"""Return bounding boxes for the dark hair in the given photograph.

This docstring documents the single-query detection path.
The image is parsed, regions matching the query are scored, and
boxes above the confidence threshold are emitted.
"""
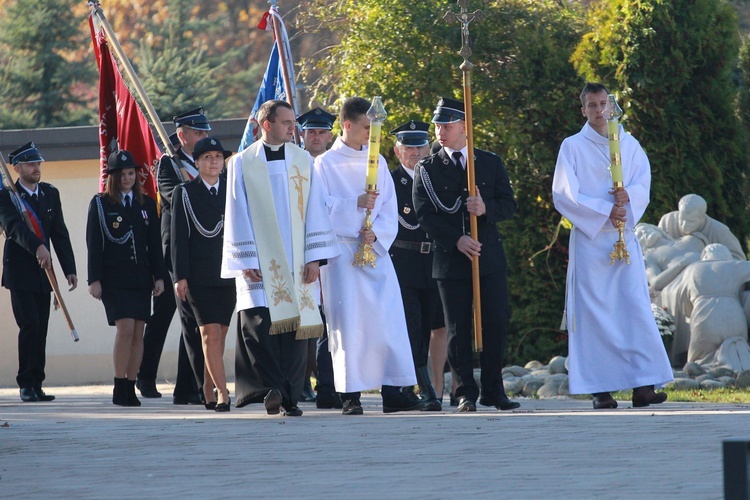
[579,82,610,107]
[103,168,143,206]
[340,97,371,124]
[257,100,293,127]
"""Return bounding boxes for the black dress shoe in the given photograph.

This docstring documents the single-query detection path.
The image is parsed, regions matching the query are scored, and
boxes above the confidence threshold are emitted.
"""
[449,392,458,407]
[20,387,39,402]
[283,404,303,417]
[593,392,618,409]
[383,391,424,413]
[456,396,476,412]
[264,389,283,415]
[420,399,442,412]
[136,379,162,398]
[316,392,343,409]
[34,388,55,402]
[204,401,217,410]
[631,386,667,408]
[215,400,231,413]
[480,395,520,411]
[342,398,363,415]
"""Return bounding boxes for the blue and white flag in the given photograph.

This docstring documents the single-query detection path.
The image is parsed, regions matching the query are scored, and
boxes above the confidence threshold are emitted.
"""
[238,6,298,151]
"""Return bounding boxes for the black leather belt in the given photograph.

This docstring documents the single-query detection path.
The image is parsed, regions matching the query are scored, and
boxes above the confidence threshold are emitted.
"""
[392,240,433,254]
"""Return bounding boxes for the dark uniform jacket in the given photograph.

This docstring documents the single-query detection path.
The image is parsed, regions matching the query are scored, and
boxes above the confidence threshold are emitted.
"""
[0,181,76,293]
[413,147,516,280]
[86,193,165,289]
[171,179,232,288]
[157,148,196,272]
[389,165,436,290]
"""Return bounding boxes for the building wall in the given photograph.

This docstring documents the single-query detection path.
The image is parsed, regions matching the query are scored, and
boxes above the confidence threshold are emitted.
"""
[0,121,246,388]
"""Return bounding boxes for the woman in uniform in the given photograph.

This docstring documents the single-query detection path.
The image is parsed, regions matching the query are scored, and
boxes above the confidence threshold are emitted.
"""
[86,150,165,406]
[171,137,235,412]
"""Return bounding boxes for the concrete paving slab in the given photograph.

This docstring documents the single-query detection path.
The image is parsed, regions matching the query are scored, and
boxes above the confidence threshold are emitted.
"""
[0,385,748,499]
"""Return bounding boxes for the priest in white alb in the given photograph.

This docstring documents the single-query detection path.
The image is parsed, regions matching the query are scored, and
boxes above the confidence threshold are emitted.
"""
[552,83,673,410]
[314,97,419,415]
[221,100,340,417]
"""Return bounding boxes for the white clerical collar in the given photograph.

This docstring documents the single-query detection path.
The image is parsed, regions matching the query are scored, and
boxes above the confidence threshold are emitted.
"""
[402,165,416,179]
[201,178,220,191]
[262,141,284,152]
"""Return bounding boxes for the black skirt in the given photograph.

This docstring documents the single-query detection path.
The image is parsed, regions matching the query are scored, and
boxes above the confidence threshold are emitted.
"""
[101,286,151,326]
[186,284,236,326]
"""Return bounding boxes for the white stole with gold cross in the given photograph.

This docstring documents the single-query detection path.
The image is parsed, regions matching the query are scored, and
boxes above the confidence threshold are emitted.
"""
[240,141,323,339]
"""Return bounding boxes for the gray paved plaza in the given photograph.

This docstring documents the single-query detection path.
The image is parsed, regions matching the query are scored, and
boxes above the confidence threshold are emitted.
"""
[1,384,748,499]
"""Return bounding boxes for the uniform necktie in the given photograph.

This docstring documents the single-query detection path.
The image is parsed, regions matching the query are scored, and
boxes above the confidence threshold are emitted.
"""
[452,151,463,169]
[209,186,217,196]
[124,196,131,208]
[30,193,38,204]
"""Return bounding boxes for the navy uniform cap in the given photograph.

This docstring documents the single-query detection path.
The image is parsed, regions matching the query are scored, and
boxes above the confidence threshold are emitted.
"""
[431,97,465,124]
[107,150,138,173]
[298,107,336,130]
[193,137,233,160]
[389,120,430,147]
[173,106,211,131]
[8,141,44,165]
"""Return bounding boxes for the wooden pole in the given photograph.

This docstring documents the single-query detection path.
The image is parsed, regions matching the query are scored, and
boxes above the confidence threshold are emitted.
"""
[444,0,486,352]
[0,154,79,342]
[462,63,482,352]
[268,6,301,145]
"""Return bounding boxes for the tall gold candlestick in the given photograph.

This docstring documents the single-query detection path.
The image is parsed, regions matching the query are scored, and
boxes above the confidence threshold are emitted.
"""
[606,93,630,265]
[354,96,387,268]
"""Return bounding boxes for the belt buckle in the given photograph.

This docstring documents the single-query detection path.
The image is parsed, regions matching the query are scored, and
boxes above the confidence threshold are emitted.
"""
[420,242,432,254]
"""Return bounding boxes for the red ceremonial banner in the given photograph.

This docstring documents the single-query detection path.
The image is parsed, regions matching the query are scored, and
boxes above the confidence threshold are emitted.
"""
[89,16,160,201]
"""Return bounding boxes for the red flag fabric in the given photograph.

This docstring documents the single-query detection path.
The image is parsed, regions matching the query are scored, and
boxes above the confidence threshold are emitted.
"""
[89,15,161,200]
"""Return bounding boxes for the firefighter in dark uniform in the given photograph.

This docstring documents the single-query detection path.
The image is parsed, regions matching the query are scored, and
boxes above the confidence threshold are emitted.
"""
[0,142,77,403]
[139,107,209,404]
[171,137,236,412]
[86,150,166,406]
[388,120,444,411]
[413,97,520,412]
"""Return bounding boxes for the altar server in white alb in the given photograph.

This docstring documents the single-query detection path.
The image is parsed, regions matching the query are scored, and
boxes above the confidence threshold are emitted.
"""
[552,82,673,409]
[221,100,340,417]
[314,96,420,415]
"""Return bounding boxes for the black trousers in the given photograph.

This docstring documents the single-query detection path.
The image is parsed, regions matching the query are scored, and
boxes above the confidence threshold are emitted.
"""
[11,289,51,389]
[437,271,509,402]
[174,290,204,396]
[399,285,439,369]
[235,307,307,408]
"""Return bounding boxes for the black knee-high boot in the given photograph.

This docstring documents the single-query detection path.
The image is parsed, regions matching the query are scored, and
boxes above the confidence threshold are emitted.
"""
[416,366,442,411]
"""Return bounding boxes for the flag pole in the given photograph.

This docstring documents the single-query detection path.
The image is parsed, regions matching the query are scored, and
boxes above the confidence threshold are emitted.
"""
[444,0,485,352]
[89,2,176,157]
[268,2,300,144]
[0,154,79,342]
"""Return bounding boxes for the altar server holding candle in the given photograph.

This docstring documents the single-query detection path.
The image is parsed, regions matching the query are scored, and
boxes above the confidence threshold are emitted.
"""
[552,83,673,409]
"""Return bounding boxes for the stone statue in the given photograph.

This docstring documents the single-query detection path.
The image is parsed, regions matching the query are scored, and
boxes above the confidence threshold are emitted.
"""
[669,244,750,371]
[635,223,703,293]
[658,194,746,261]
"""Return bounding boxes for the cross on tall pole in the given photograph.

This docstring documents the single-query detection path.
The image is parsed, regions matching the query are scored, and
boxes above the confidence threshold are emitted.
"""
[443,0,485,352]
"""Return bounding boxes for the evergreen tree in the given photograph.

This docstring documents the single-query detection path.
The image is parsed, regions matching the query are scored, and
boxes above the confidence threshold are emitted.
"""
[0,0,95,128]
[572,0,749,247]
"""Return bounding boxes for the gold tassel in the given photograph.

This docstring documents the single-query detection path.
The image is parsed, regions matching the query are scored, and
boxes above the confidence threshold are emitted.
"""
[269,317,300,336]
[295,324,324,340]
